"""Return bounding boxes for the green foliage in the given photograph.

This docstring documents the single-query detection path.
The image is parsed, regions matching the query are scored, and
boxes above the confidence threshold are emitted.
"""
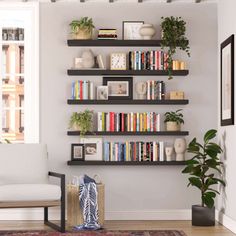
[70,17,95,34]
[182,129,225,208]
[0,139,11,144]
[164,109,184,125]
[161,16,190,80]
[69,110,93,136]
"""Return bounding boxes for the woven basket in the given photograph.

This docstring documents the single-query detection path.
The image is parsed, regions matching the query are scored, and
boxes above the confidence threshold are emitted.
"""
[67,183,105,226]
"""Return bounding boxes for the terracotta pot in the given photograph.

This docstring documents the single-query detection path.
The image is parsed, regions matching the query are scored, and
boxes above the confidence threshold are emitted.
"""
[72,29,92,40]
[72,124,81,131]
[166,121,181,131]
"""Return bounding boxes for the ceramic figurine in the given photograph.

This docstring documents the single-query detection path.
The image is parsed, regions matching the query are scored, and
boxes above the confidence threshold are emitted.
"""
[165,147,174,161]
[174,138,187,161]
[82,49,95,68]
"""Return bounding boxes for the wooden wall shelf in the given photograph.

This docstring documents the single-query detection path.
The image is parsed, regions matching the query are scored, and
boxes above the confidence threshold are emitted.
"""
[67,131,189,136]
[67,160,186,166]
[67,99,189,105]
[67,69,189,76]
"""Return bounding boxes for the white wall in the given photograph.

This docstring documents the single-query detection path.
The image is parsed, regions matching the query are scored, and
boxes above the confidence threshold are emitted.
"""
[217,0,236,232]
[39,2,218,220]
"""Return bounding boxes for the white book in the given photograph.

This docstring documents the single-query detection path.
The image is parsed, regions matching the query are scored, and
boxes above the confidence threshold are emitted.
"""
[159,141,164,161]
[116,113,119,132]
[106,113,110,132]
[147,81,150,100]
[131,113,133,132]
[156,114,160,132]
[152,80,155,100]
[89,82,94,100]
[97,112,102,131]
[153,141,157,161]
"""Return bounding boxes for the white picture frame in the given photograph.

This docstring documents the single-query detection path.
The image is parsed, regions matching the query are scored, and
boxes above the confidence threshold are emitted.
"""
[97,86,108,100]
[80,138,103,161]
[122,21,144,40]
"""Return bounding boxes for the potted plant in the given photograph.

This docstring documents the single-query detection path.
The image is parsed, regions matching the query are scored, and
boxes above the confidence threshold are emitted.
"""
[182,129,225,226]
[161,16,190,79]
[69,110,93,136]
[70,17,95,40]
[164,109,184,131]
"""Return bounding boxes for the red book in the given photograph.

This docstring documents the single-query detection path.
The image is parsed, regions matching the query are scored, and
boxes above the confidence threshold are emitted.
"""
[121,113,125,132]
[109,112,113,132]
[134,143,137,161]
[133,113,136,132]
[80,81,83,100]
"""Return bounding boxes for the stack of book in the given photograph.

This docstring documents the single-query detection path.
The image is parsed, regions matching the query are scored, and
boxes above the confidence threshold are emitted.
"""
[146,80,165,100]
[71,80,94,100]
[128,50,169,70]
[98,29,117,40]
[103,141,164,162]
[97,112,161,132]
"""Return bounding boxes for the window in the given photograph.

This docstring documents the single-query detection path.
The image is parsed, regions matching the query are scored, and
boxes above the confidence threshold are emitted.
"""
[0,3,39,143]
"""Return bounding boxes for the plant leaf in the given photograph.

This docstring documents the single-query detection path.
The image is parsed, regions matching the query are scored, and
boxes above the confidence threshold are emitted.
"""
[204,129,217,143]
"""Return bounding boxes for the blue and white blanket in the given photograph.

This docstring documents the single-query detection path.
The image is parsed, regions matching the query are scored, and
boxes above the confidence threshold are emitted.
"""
[74,175,101,231]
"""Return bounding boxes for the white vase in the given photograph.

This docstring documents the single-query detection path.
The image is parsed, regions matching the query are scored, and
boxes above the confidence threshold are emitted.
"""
[165,147,174,161]
[174,138,187,161]
[139,24,156,40]
[82,49,95,68]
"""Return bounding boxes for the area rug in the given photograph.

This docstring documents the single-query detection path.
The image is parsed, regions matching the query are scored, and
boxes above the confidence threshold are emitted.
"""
[0,230,187,236]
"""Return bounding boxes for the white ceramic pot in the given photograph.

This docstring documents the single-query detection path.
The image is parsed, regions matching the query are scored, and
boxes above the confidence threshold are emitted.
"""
[166,121,180,131]
[165,147,174,161]
[139,24,156,40]
[82,49,95,68]
[174,138,187,161]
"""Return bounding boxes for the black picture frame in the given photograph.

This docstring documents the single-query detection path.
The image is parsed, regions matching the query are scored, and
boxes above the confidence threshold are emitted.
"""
[221,35,234,126]
[71,144,85,161]
[122,21,144,40]
[103,76,133,100]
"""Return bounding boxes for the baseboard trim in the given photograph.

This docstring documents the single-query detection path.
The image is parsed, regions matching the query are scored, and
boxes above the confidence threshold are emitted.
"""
[215,210,236,234]
[0,209,191,221]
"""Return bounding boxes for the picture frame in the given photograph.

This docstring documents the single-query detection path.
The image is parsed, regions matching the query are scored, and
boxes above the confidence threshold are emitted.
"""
[103,77,133,100]
[71,144,85,161]
[221,34,234,126]
[80,138,103,161]
[122,21,144,40]
[97,86,108,100]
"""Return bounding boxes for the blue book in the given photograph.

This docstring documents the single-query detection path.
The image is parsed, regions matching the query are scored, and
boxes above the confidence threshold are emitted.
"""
[71,82,75,99]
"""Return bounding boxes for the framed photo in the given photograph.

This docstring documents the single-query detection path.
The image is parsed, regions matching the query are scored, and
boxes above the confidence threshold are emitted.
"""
[221,35,234,126]
[71,144,85,161]
[97,86,108,100]
[80,138,103,161]
[122,21,144,40]
[103,77,133,100]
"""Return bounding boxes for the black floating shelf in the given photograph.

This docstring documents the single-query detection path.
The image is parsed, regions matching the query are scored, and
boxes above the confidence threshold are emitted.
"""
[67,131,189,136]
[67,69,189,76]
[67,160,186,166]
[67,39,164,47]
[67,99,189,105]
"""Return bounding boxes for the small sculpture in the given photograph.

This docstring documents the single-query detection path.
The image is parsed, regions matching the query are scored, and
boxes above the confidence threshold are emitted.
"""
[135,82,147,99]
[82,49,95,68]
[165,147,174,161]
[174,138,187,161]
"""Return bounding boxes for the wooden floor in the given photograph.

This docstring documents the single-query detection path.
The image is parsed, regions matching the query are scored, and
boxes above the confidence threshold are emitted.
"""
[0,221,235,236]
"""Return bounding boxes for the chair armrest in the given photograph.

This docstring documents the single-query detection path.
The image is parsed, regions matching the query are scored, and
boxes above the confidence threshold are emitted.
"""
[48,172,65,203]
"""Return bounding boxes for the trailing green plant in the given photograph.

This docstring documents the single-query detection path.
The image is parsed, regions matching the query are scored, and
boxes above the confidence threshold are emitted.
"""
[182,129,225,208]
[69,110,93,136]
[161,16,190,80]
[70,17,95,34]
[164,109,184,124]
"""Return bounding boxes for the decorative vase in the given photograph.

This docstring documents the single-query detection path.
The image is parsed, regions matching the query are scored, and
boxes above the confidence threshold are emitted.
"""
[165,147,174,161]
[72,28,92,40]
[166,121,180,131]
[192,205,215,226]
[139,24,156,40]
[82,49,95,69]
[135,82,147,99]
[73,124,81,131]
[174,138,187,161]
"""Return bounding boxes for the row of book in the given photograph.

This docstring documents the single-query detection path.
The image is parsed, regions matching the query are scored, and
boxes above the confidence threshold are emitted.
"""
[128,50,169,71]
[103,141,164,162]
[146,80,165,100]
[98,29,117,40]
[71,80,94,100]
[97,112,161,132]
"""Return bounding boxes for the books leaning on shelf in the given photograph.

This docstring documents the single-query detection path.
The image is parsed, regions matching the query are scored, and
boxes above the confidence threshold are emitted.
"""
[129,50,169,71]
[97,112,160,132]
[103,141,164,162]
[98,29,117,40]
[146,80,165,100]
[71,80,94,100]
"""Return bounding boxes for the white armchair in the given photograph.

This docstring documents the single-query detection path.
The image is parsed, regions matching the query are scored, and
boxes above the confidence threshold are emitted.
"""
[0,144,65,232]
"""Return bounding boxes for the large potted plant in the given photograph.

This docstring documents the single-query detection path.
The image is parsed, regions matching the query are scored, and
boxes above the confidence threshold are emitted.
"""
[70,17,95,40]
[69,110,93,136]
[182,129,225,226]
[161,16,190,79]
[164,109,184,131]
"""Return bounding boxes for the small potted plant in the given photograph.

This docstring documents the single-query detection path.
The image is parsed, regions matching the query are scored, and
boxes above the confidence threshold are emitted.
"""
[70,17,95,40]
[161,16,190,79]
[164,109,184,131]
[69,110,93,136]
[182,129,225,226]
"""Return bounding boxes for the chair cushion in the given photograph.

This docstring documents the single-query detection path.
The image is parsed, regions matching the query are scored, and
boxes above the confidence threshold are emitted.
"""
[0,184,61,202]
[0,144,49,185]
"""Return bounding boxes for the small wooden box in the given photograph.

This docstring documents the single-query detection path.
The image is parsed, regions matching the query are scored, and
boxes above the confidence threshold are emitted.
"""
[170,91,185,100]
[67,184,105,227]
